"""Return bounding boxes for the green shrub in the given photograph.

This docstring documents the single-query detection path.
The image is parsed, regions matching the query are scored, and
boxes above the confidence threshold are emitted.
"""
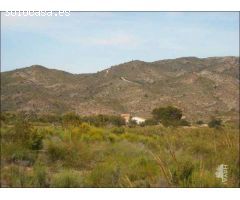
[127,156,159,184]
[189,140,214,157]
[2,142,37,165]
[128,119,137,128]
[143,118,159,126]
[81,114,125,127]
[11,118,32,145]
[107,133,119,143]
[112,127,125,134]
[29,130,44,150]
[70,124,91,142]
[178,119,191,126]
[79,122,91,132]
[196,120,204,125]
[46,140,67,162]
[208,118,222,128]
[38,114,61,123]
[171,160,195,187]
[0,112,17,124]
[33,163,49,187]
[1,165,33,187]
[85,162,121,187]
[51,170,84,187]
[61,112,81,127]
[88,128,104,141]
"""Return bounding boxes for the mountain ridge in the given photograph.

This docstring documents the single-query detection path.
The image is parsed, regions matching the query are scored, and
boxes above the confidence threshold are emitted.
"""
[1,56,239,122]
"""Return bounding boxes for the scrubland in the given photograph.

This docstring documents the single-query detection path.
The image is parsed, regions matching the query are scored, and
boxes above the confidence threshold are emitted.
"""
[1,117,239,187]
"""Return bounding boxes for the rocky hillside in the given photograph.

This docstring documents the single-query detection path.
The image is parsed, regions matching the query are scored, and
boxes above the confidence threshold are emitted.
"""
[1,56,239,121]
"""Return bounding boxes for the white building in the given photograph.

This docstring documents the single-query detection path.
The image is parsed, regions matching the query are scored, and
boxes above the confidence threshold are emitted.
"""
[131,117,146,125]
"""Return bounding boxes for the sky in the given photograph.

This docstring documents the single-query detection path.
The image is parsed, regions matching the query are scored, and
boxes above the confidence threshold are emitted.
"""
[1,12,239,73]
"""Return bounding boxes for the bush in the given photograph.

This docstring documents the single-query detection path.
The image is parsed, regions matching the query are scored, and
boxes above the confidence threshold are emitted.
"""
[79,122,91,132]
[109,115,126,127]
[29,130,44,150]
[127,156,159,184]
[82,114,125,127]
[33,163,49,187]
[171,160,195,187]
[8,144,36,165]
[12,118,32,145]
[1,165,33,187]
[112,127,125,134]
[46,140,67,162]
[107,133,120,143]
[196,120,204,125]
[128,119,137,128]
[70,123,91,142]
[0,112,17,124]
[208,118,222,128]
[85,162,121,187]
[143,118,159,126]
[38,114,61,124]
[51,170,84,187]
[178,119,191,126]
[61,112,81,127]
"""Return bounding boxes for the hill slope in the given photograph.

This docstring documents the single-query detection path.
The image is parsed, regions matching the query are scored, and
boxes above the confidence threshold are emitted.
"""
[1,56,239,121]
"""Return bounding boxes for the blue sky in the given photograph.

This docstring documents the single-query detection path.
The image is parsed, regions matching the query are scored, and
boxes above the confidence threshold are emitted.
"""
[1,12,239,73]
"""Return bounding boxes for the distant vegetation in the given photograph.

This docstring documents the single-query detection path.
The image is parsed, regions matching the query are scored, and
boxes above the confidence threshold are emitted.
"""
[1,112,126,128]
[208,117,223,129]
[1,106,239,187]
[151,106,190,127]
[0,106,192,128]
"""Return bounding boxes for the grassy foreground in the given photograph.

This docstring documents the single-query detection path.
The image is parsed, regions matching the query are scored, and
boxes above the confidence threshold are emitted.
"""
[1,121,239,187]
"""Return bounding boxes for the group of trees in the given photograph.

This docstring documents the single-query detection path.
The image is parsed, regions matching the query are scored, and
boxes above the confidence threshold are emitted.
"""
[1,112,126,127]
[81,114,126,127]
[144,106,222,128]
[41,113,126,127]
[1,106,223,128]
[143,106,190,127]
[151,106,188,127]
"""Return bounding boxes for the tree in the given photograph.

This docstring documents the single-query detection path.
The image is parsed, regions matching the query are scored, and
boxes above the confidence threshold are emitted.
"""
[152,106,183,127]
